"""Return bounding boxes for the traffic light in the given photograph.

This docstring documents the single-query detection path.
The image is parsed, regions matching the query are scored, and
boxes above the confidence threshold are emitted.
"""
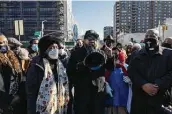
[162,25,168,30]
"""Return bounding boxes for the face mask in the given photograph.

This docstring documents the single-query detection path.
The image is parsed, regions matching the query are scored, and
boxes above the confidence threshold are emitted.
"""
[48,49,59,60]
[0,45,8,53]
[90,65,102,70]
[31,44,38,52]
[105,40,112,47]
[145,38,158,51]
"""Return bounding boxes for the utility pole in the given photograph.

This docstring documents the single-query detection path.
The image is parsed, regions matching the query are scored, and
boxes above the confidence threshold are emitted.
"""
[162,24,167,42]
[41,20,47,37]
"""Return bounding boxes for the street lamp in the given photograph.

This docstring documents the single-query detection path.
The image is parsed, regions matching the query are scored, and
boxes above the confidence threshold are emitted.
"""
[41,20,47,37]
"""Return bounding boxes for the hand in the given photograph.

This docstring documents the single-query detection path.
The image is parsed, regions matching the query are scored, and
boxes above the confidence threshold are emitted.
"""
[104,44,113,58]
[142,83,159,96]
[123,76,132,84]
[105,82,113,97]
[97,77,106,92]
[92,77,106,92]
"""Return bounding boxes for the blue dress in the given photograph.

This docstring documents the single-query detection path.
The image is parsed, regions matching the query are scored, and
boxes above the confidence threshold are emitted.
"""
[106,64,129,107]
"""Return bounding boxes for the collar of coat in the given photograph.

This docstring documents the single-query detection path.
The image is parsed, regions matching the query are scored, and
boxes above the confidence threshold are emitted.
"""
[141,46,163,56]
[0,50,22,74]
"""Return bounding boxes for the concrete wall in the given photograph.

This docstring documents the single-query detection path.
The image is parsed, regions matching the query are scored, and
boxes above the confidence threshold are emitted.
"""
[118,33,145,45]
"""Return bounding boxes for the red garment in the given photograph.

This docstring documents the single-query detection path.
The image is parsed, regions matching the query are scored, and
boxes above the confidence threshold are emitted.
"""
[116,50,128,76]
[105,70,111,81]
[121,65,128,76]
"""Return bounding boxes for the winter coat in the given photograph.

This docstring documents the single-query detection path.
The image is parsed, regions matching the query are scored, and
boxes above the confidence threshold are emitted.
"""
[67,46,114,114]
[26,56,69,114]
[59,52,69,69]
[126,49,140,64]
[0,50,22,114]
[128,47,172,114]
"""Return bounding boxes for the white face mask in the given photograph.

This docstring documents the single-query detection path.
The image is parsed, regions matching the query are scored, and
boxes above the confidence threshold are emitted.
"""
[48,49,59,59]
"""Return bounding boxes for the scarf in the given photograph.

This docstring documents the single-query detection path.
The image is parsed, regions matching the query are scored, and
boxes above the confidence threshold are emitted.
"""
[36,58,69,114]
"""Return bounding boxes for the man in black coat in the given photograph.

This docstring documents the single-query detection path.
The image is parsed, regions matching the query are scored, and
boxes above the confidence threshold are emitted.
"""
[128,29,172,114]
[67,30,114,114]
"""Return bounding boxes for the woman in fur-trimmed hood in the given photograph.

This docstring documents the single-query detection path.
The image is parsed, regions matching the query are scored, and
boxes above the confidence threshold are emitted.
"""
[0,33,22,114]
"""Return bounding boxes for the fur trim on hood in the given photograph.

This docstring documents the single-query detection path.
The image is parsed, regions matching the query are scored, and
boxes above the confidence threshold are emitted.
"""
[0,50,22,74]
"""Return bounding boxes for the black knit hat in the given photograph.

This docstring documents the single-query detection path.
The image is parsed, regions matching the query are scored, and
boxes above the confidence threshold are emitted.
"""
[38,34,63,56]
[84,30,99,40]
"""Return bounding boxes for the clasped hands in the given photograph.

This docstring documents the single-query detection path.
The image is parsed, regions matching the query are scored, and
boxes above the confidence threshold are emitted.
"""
[142,83,159,96]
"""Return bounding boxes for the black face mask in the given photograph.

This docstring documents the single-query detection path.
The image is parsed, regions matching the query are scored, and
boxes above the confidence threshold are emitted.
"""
[144,38,158,51]
[162,43,172,49]
[105,40,112,47]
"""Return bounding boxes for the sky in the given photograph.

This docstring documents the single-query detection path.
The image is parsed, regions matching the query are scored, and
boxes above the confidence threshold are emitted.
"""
[72,1,115,39]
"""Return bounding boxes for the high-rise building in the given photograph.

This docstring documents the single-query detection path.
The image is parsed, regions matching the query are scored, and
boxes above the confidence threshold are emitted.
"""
[113,1,172,37]
[0,1,73,41]
[104,26,113,39]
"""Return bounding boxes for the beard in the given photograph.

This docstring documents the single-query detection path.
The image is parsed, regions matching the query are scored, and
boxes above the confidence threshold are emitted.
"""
[85,44,97,54]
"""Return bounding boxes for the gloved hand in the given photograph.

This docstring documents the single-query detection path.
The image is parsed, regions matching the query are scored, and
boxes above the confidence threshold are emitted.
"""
[123,76,132,84]
[105,82,113,97]
[92,77,106,92]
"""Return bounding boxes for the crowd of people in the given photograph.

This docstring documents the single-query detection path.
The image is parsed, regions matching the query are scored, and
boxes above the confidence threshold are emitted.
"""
[0,29,172,114]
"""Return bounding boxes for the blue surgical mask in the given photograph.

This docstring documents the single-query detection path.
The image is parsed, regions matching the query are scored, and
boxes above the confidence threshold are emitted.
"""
[90,65,102,70]
[31,44,38,52]
[0,45,8,53]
